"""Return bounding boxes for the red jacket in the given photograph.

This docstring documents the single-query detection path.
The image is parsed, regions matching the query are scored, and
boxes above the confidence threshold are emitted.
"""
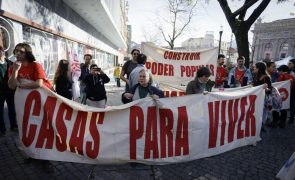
[278,73,295,89]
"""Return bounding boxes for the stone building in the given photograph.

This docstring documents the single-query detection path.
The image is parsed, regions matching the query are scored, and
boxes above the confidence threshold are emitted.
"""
[252,18,295,62]
[0,0,128,79]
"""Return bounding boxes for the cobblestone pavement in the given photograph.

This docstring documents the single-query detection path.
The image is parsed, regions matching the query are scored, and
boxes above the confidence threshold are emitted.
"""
[0,86,294,179]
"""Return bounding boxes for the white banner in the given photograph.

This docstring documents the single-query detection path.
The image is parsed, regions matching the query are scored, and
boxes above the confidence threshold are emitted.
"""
[15,86,265,165]
[213,81,291,110]
[142,42,218,96]
[273,80,291,110]
[160,80,291,110]
[276,152,295,180]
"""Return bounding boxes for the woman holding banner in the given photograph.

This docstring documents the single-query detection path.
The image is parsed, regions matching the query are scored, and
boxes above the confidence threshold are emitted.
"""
[186,67,215,94]
[8,43,52,90]
[253,62,281,130]
[122,69,163,103]
[7,43,54,173]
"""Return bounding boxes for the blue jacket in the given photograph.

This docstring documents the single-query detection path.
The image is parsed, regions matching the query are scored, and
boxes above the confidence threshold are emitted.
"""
[227,66,253,88]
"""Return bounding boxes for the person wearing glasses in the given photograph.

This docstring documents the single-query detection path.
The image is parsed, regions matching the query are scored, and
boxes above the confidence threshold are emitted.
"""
[0,46,17,137]
[120,49,140,91]
[186,67,215,94]
[7,43,54,173]
[8,43,52,90]
[83,64,110,108]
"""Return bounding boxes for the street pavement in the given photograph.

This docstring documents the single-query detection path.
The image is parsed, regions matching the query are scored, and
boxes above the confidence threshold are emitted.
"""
[0,84,295,180]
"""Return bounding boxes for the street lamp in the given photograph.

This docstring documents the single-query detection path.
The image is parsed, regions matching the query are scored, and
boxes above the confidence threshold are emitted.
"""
[218,25,223,55]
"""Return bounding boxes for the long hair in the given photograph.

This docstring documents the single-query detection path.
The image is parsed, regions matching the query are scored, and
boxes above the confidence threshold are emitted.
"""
[13,43,36,62]
[54,59,69,84]
[254,62,269,81]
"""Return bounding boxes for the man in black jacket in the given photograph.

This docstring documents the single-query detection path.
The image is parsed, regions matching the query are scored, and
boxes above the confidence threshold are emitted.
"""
[84,64,110,108]
[0,47,17,136]
[79,54,92,104]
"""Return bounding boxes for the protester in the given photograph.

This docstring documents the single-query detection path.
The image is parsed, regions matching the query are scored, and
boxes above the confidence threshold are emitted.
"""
[266,61,279,83]
[8,43,52,90]
[226,61,234,73]
[0,46,17,137]
[113,64,121,87]
[266,61,284,127]
[128,53,149,91]
[227,56,252,88]
[122,69,163,103]
[7,43,54,173]
[277,65,295,124]
[53,59,72,100]
[79,54,92,104]
[215,54,228,88]
[84,64,110,108]
[120,49,139,91]
[252,62,281,130]
[186,67,215,94]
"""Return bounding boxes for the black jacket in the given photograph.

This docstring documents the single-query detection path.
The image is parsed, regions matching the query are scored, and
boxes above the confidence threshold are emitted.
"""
[83,73,110,101]
[55,75,72,100]
[0,58,14,95]
[79,63,90,81]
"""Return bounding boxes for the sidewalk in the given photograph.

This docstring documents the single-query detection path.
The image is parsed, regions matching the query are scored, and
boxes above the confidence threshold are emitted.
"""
[1,88,295,179]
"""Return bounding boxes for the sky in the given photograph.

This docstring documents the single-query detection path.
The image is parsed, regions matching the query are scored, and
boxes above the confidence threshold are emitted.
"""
[128,0,295,46]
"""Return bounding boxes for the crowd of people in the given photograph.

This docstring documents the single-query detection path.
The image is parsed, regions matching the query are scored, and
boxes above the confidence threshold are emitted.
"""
[0,43,294,136]
[213,54,295,130]
[0,43,294,173]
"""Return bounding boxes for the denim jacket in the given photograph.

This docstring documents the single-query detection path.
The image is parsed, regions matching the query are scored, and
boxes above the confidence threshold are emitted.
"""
[227,66,253,88]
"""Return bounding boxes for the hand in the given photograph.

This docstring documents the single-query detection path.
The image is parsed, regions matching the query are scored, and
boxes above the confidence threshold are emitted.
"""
[18,83,24,89]
[203,91,209,95]
[124,93,133,99]
[262,83,267,89]
[151,94,159,100]
[13,61,22,71]
[222,77,227,81]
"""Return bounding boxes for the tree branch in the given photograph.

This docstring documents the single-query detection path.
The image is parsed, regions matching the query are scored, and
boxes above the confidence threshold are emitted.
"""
[217,0,235,29]
[246,0,271,29]
[174,0,198,40]
[238,0,251,20]
[160,27,170,45]
[233,0,259,17]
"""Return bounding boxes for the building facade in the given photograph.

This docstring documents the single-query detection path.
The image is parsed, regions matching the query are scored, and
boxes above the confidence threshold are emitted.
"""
[252,18,295,62]
[181,32,228,52]
[181,31,233,61]
[0,0,128,79]
[181,31,215,50]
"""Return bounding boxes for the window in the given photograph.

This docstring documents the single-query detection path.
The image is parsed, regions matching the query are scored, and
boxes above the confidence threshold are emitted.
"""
[280,43,289,51]
[264,43,273,52]
[280,53,286,59]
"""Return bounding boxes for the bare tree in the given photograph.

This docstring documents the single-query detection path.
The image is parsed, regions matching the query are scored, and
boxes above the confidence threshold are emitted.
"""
[158,0,199,50]
[217,0,287,67]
